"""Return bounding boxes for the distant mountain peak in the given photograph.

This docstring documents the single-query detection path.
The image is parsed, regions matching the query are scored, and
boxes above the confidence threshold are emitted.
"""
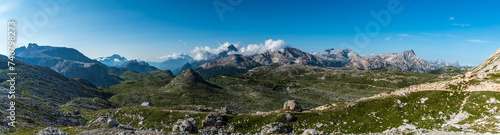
[323,48,335,53]
[28,43,39,48]
[228,44,238,52]
[123,60,159,73]
[179,69,204,82]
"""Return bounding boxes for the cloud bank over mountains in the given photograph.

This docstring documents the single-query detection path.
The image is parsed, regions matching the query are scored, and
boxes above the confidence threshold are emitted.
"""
[160,53,192,60]
[165,39,288,61]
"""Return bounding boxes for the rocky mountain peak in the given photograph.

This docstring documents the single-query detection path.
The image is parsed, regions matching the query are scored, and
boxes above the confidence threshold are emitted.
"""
[228,44,238,52]
[163,68,221,93]
[123,60,159,73]
[399,49,416,58]
[28,43,39,48]
[178,69,205,83]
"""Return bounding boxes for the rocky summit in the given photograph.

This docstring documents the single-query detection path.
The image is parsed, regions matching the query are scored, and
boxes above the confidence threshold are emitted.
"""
[195,54,262,77]
[161,69,221,95]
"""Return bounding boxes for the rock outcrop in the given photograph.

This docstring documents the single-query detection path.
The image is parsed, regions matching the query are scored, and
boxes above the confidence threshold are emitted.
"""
[172,118,198,134]
[283,100,303,111]
[195,54,262,77]
[87,116,120,127]
[260,122,293,133]
[202,113,225,127]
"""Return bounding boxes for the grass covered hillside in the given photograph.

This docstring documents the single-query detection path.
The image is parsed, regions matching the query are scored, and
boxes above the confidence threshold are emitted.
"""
[103,64,455,113]
[39,90,500,134]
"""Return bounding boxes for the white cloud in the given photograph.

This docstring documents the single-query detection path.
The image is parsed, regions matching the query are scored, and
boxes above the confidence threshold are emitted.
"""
[397,34,414,37]
[239,39,287,56]
[465,39,490,43]
[452,23,470,27]
[449,17,454,20]
[160,52,192,60]
[397,34,428,40]
[385,37,391,40]
[421,33,456,37]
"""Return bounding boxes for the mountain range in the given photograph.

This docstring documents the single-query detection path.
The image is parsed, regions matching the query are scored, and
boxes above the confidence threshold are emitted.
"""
[5,42,500,134]
[13,43,461,86]
[14,43,119,86]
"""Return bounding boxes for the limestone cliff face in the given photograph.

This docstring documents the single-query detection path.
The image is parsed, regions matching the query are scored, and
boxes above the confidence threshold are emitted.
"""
[346,50,436,72]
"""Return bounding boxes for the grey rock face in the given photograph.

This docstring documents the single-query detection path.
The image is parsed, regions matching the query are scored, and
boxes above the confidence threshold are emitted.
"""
[123,60,159,73]
[428,59,460,67]
[195,54,262,78]
[172,118,198,134]
[52,60,119,86]
[283,100,302,111]
[315,48,362,67]
[253,47,325,66]
[37,127,69,135]
[260,122,293,133]
[285,113,297,122]
[302,129,324,135]
[346,50,436,72]
[96,54,128,67]
[202,113,225,127]
[219,107,235,115]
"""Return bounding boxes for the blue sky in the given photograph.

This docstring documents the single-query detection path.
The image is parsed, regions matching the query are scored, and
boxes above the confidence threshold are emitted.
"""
[0,0,499,66]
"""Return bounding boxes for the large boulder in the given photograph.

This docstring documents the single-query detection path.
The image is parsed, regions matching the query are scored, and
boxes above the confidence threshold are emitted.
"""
[219,106,235,115]
[87,116,119,127]
[260,122,293,133]
[283,100,302,111]
[37,127,69,135]
[285,113,297,122]
[202,113,225,127]
[141,102,151,106]
[172,118,198,134]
